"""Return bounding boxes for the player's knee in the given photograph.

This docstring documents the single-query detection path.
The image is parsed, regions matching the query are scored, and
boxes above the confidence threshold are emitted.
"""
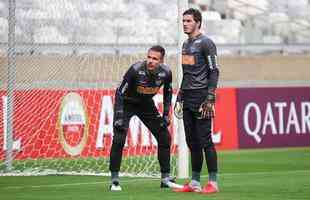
[158,135,171,149]
[157,129,171,147]
[113,124,125,132]
[188,142,202,152]
[203,138,214,149]
[112,133,126,148]
[158,140,170,149]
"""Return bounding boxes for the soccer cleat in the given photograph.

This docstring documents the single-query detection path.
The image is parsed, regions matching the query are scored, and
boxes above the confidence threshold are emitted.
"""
[161,181,183,189]
[110,181,122,191]
[160,177,175,188]
[160,177,181,189]
[201,181,219,194]
[173,183,202,193]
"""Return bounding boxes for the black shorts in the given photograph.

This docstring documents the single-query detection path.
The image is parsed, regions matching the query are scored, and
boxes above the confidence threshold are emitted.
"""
[182,88,213,150]
[182,88,208,111]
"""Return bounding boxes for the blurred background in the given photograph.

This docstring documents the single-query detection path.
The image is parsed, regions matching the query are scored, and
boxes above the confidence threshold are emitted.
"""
[1,0,310,89]
[1,0,310,46]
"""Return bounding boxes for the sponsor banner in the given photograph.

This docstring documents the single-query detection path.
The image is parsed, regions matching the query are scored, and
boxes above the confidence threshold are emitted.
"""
[237,87,310,148]
[0,88,238,160]
[213,88,239,150]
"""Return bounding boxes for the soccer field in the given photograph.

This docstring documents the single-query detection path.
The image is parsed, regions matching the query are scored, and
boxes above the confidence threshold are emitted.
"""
[1,147,309,200]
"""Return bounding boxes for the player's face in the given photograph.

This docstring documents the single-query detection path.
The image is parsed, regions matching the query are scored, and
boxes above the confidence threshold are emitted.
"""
[183,14,200,35]
[146,50,163,72]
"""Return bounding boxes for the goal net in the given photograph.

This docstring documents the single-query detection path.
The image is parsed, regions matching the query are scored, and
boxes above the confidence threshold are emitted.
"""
[0,0,187,177]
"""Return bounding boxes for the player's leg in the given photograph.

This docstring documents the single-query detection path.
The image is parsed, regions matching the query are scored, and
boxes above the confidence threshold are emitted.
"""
[136,101,174,187]
[174,108,204,192]
[183,108,203,191]
[109,107,133,191]
[196,117,219,194]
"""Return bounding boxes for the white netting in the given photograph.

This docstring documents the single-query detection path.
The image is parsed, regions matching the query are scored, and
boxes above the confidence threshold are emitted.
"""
[0,0,181,177]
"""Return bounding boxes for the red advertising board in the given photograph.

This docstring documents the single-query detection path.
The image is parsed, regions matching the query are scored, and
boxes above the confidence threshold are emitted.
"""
[214,88,239,150]
[0,88,239,160]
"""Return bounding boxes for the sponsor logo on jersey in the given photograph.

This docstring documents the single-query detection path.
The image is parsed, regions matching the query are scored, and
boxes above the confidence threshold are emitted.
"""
[158,72,166,77]
[182,54,195,65]
[137,86,160,94]
[193,39,202,44]
[138,71,146,75]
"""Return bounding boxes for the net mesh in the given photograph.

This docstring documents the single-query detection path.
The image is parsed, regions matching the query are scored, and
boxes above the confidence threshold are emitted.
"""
[0,0,180,177]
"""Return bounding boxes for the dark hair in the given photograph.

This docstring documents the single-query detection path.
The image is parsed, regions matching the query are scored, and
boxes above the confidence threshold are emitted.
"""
[183,8,202,29]
[149,45,165,58]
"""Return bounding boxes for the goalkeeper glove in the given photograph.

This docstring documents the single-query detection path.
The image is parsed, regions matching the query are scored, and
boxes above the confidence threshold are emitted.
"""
[174,101,183,119]
[199,91,215,119]
[174,90,183,119]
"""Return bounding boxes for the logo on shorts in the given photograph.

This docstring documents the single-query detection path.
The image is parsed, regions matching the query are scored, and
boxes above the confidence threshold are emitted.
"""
[58,92,89,156]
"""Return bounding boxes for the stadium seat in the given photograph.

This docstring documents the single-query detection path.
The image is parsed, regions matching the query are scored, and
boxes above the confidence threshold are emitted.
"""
[204,19,241,43]
[227,0,269,20]
[263,35,283,44]
[0,1,6,17]
[34,26,69,43]
[202,11,222,21]
[211,0,229,16]
[268,12,290,39]
[287,0,308,8]
[241,21,263,43]
[0,17,7,42]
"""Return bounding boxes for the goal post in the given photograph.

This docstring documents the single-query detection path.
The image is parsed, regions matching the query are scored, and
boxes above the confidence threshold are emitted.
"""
[176,0,189,179]
[5,0,16,172]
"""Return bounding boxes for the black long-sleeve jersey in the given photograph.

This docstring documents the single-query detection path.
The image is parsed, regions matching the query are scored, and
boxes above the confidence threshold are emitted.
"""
[114,61,172,117]
[181,33,219,91]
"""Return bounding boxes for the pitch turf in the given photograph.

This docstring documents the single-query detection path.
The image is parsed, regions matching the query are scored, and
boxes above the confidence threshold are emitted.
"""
[1,147,309,200]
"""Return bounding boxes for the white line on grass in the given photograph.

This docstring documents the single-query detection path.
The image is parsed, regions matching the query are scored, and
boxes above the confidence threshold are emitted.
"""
[2,178,155,190]
[2,170,309,190]
[211,169,310,177]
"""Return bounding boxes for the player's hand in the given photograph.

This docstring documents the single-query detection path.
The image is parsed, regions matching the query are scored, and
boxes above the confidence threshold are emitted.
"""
[174,101,183,119]
[113,119,124,129]
[199,101,215,119]
[176,90,183,102]
[113,111,124,130]
[161,115,170,128]
[199,91,216,119]
[174,90,183,119]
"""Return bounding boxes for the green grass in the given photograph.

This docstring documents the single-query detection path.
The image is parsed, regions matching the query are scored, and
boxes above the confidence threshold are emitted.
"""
[1,147,309,200]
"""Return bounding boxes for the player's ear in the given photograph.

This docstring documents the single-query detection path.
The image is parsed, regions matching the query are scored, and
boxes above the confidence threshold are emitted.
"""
[160,54,164,63]
[197,21,201,29]
[160,57,164,63]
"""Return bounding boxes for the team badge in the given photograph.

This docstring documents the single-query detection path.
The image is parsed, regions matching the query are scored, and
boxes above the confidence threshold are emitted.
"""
[155,80,162,86]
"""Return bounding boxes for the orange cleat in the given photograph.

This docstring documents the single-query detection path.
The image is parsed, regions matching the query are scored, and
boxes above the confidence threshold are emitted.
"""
[201,181,219,194]
[173,183,202,193]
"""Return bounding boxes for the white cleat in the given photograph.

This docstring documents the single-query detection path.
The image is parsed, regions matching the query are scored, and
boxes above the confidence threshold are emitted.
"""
[161,177,184,189]
[110,181,122,191]
[165,181,184,189]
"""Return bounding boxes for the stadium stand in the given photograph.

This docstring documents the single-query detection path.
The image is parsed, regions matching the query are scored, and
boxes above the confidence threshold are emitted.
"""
[0,0,310,45]
[0,17,7,42]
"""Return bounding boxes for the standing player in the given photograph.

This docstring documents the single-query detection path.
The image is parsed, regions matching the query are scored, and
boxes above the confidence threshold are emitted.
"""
[109,45,178,191]
[174,8,220,194]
